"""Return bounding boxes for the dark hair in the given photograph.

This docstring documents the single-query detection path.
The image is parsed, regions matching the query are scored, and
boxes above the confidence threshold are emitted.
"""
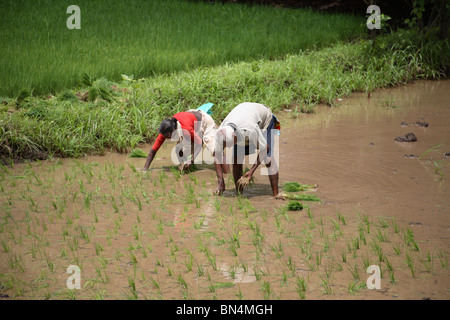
[159,117,178,136]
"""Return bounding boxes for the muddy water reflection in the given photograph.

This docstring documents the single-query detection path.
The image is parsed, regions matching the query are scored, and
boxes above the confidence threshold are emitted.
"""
[280,80,449,223]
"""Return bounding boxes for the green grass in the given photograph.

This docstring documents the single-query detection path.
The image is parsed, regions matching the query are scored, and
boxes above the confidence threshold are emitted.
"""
[0,0,364,97]
[1,26,448,161]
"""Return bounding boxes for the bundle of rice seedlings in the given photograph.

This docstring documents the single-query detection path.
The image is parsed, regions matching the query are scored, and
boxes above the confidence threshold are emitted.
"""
[130,148,147,158]
[287,201,304,211]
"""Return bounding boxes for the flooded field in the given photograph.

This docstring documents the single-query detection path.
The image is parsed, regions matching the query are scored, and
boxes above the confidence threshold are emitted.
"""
[0,80,449,300]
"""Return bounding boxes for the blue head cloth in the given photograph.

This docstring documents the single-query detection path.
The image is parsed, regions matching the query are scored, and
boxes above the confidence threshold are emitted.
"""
[196,103,214,115]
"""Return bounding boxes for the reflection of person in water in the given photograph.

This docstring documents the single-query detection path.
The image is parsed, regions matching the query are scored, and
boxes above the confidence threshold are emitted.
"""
[213,102,282,199]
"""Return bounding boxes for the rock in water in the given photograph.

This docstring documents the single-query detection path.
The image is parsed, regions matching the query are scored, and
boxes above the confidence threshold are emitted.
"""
[395,132,417,142]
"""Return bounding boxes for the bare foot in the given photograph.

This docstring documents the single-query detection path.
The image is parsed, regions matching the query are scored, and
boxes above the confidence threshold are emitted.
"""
[213,180,225,196]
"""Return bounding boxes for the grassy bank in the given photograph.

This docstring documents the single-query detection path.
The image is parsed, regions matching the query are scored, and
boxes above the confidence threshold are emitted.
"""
[1,29,449,162]
[0,0,363,97]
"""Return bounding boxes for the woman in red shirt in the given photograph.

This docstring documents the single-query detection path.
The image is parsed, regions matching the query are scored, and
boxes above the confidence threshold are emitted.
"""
[143,110,230,180]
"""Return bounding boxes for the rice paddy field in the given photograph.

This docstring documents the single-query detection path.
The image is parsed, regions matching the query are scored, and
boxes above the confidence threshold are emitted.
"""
[0,0,364,97]
[1,0,449,303]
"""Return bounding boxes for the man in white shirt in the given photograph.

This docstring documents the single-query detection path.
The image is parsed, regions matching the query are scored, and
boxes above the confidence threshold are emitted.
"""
[214,102,282,198]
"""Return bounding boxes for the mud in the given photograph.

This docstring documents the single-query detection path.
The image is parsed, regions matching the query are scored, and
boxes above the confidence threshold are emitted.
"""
[0,80,449,300]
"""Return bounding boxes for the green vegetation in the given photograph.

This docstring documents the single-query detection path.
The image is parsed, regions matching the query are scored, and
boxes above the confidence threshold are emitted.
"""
[0,0,364,97]
[283,182,316,192]
[129,149,148,159]
[1,26,448,162]
[287,201,303,211]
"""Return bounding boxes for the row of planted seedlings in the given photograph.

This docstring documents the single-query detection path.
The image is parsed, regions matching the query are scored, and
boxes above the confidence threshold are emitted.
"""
[1,159,448,299]
[0,157,218,299]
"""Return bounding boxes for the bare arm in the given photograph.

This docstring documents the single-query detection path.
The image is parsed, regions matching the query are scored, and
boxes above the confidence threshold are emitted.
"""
[243,144,269,179]
[143,148,157,170]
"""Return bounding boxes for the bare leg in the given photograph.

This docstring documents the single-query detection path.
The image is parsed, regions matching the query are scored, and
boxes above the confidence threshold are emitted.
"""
[233,163,244,194]
[214,163,226,195]
[265,159,280,197]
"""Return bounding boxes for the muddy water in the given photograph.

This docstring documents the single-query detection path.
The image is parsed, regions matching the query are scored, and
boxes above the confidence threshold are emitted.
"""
[279,80,450,246]
[0,80,449,300]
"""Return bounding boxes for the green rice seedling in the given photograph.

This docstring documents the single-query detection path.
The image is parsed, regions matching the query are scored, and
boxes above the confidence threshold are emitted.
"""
[330,218,342,236]
[212,198,221,212]
[406,252,416,277]
[403,227,420,251]
[306,206,314,219]
[378,218,390,229]
[361,214,371,233]
[316,252,322,267]
[341,249,347,263]
[261,281,272,300]
[7,252,26,273]
[348,280,365,295]
[127,276,138,300]
[324,262,334,278]
[204,249,218,271]
[370,240,384,262]
[384,257,395,284]
[177,274,188,291]
[79,226,91,243]
[283,256,296,276]
[436,250,448,269]
[196,264,205,277]
[94,243,104,256]
[0,239,11,253]
[337,212,347,225]
[320,275,333,295]
[295,275,307,299]
[422,251,433,273]
[349,263,360,281]
[376,230,389,243]
[393,243,402,255]
[362,255,371,271]
[269,241,284,259]
[391,218,400,234]
[352,237,360,250]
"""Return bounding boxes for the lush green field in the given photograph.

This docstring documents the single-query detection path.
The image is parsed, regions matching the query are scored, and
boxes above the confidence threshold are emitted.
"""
[0,0,364,97]
[1,26,448,162]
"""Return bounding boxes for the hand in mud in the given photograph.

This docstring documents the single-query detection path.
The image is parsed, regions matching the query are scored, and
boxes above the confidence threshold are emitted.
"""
[138,168,151,173]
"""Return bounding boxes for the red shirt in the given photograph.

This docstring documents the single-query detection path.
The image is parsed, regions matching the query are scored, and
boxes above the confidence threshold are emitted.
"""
[151,112,202,152]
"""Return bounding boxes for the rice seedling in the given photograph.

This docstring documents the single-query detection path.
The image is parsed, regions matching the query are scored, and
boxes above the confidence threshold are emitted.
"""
[337,212,347,225]
[320,275,333,295]
[393,243,402,255]
[406,252,416,277]
[261,281,272,300]
[421,251,433,273]
[348,280,365,295]
[376,230,389,243]
[391,218,400,234]
[349,263,360,281]
[436,250,448,269]
[403,227,420,251]
[384,257,396,284]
